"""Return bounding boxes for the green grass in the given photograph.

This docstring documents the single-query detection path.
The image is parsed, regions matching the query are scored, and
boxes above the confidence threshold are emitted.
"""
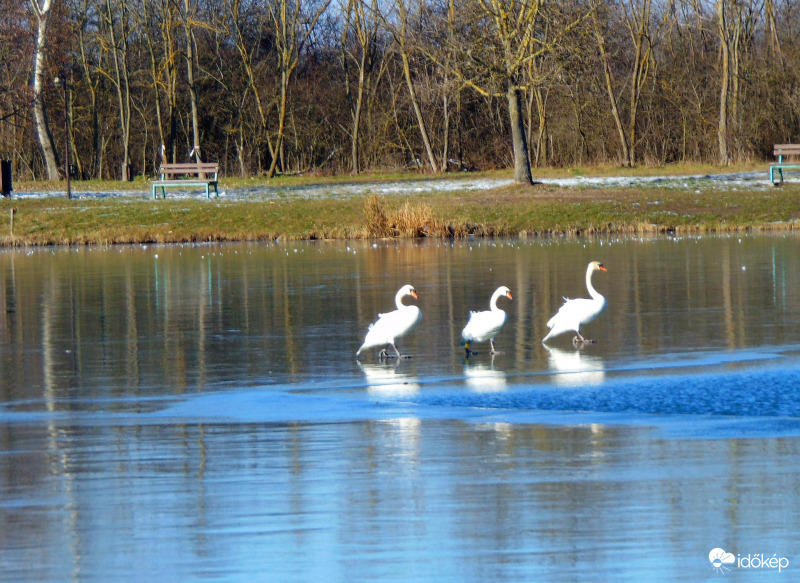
[2,163,798,246]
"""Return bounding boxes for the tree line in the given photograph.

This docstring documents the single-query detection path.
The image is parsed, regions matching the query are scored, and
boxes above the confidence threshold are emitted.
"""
[3,0,799,185]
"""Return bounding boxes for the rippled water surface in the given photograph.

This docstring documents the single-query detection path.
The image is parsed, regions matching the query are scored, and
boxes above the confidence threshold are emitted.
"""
[2,235,800,581]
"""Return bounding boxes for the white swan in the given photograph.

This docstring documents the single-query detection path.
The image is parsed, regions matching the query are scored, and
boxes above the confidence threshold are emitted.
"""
[356,284,421,359]
[461,286,513,356]
[542,261,607,345]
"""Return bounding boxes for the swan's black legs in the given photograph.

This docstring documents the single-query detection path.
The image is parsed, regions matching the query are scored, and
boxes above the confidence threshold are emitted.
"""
[572,332,597,346]
[379,343,411,359]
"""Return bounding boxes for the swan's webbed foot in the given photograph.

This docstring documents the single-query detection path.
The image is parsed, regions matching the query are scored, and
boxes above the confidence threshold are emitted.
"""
[572,334,597,347]
[464,343,477,357]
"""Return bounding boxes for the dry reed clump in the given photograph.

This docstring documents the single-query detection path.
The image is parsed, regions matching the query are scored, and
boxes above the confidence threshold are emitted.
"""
[363,194,446,238]
[364,194,390,237]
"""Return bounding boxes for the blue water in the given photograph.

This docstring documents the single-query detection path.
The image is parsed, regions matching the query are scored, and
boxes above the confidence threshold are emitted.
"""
[1,236,800,581]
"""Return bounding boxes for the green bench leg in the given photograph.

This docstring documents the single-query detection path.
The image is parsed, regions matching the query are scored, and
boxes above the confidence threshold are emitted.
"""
[770,166,785,185]
[151,183,215,198]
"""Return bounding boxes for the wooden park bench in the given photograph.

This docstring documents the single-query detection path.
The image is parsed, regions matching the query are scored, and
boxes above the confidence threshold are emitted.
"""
[152,162,219,198]
[769,144,800,185]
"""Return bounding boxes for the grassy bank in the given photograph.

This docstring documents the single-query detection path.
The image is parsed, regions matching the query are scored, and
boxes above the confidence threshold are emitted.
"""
[2,164,798,246]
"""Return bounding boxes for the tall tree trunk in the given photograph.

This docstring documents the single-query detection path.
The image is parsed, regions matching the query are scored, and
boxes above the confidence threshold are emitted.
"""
[267,0,331,178]
[401,50,438,173]
[142,0,166,173]
[230,0,276,169]
[594,16,631,167]
[350,58,365,174]
[628,38,644,166]
[507,82,532,185]
[106,0,133,179]
[764,0,782,61]
[185,0,201,161]
[386,0,439,173]
[29,0,60,180]
[441,76,450,172]
[716,0,730,165]
[532,86,548,167]
[78,0,101,177]
[268,68,289,178]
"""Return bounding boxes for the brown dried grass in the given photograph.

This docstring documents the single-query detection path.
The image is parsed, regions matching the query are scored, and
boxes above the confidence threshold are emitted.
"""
[364,194,447,238]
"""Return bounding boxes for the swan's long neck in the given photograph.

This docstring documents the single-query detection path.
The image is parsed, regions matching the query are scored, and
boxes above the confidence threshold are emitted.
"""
[490,289,504,311]
[586,266,604,301]
[395,289,410,309]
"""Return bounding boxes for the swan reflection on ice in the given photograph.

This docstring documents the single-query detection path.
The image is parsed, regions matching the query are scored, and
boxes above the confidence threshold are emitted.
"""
[463,357,507,393]
[357,361,420,397]
[545,346,606,386]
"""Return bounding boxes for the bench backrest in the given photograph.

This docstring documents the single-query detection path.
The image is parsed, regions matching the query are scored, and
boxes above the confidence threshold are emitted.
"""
[158,162,219,178]
[774,144,800,159]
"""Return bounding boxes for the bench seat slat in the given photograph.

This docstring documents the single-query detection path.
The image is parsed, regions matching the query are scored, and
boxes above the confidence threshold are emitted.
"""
[152,162,219,198]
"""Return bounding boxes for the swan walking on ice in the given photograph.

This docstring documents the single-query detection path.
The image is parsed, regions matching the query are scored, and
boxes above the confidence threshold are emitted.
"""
[542,261,607,345]
[357,284,422,359]
[461,286,513,356]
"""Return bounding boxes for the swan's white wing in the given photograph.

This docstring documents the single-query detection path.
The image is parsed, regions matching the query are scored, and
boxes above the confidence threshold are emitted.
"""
[461,309,507,343]
[543,261,607,344]
[543,298,605,342]
[357,306,421,355]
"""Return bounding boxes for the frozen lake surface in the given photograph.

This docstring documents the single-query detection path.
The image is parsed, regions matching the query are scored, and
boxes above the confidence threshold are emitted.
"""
[1,235,799,580]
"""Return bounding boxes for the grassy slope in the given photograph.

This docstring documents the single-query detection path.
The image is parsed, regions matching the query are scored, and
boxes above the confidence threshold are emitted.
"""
[2,163,798,246]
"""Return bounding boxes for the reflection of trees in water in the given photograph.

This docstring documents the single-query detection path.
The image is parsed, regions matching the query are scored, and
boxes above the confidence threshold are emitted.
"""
[6,238,800,580]
[0,237,798,404]
[3,236,800,395]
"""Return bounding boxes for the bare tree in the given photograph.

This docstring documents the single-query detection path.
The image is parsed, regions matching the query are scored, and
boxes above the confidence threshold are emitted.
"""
[593,0,673,166]
[716,0,730,164]
[5,0,800,181]
[102,0,133,178]
[266,0,331,178]
[29,0,60,180]
[340,0,381,174]
[76,0,102,178]
[382,0,439,173]
[227,0,277,172]
[183,0,202,161]
[141,0,179,168]
[764,0,781,61]
[427,0,595,184]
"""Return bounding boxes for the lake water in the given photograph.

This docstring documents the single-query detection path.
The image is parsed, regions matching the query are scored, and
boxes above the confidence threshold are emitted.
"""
[1,234,799,581]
